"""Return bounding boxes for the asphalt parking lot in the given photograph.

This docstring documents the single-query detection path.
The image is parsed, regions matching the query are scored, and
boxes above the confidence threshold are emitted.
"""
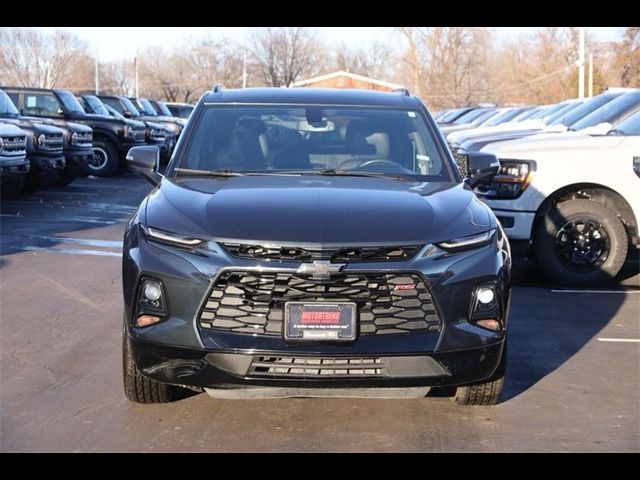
[1,174,638,452]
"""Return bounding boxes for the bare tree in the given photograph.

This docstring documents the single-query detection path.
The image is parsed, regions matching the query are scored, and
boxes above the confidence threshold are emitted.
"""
[332,40,396,79]
[99,59,135,96]
[0,28,91,88]
[248,27,323,87]
[615,27,640,87]
[396,28,494,109]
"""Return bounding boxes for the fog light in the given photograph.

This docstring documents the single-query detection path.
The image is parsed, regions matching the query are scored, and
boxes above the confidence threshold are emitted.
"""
[136,315,161,327]
[477,286,495,304]
[143,280,162,301]
[476,319,500,331]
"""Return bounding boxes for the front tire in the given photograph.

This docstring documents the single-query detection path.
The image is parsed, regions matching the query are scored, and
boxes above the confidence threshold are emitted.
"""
[123,328,174,404]
[534,199,627,287]
[89,140,119,177]
[454,340,506,406]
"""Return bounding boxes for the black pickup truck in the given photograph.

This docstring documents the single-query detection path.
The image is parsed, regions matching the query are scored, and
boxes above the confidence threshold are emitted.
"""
[1,87,146,177]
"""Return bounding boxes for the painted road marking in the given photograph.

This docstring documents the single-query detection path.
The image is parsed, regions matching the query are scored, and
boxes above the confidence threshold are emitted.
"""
[551,289,640,294]
[21,246,122,257]
[27,235,123,248]
[0,214,122,225]
[597,338,640,343]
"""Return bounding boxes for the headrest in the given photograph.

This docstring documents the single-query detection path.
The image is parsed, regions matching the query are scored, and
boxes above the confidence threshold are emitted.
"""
[365,132,390,157]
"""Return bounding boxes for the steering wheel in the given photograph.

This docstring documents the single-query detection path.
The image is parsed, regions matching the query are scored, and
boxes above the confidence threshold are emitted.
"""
[350,159,412,173]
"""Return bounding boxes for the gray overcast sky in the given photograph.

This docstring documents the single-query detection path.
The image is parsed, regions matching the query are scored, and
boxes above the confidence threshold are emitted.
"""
[36,27,626,62]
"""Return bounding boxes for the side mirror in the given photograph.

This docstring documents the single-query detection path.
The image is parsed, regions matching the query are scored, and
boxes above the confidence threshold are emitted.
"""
[57,106,64,115]
[126,146,161,186]
[123,110,132,118]
[465,151,500,188]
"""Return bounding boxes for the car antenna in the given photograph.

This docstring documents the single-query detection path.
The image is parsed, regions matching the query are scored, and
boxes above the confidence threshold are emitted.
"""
[213,84,224,93]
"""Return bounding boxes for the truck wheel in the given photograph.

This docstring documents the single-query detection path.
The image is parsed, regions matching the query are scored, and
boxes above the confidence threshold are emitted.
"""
[123,327,174,404]
[534,199,627,287]
[454,340,506,406]
[89,140,119,177]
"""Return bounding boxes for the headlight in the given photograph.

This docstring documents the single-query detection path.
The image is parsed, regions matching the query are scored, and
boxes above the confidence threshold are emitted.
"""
[37,134,46,147]
[433,229,496,253]
[71,132,78,144]
[476,159,535,199]
[634,156,640,178]
[150,128,165,138]
[0,137,3,151]
[141,225,218,254]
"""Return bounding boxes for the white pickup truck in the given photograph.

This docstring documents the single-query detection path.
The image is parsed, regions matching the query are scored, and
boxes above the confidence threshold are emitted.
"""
[478,111,640,286]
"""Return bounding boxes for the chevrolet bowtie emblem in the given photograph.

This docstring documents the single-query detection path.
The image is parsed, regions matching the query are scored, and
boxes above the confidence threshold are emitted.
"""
[297,260,346,279]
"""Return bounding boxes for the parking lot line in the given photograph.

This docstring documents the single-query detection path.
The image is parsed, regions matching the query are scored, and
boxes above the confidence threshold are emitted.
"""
[1,214,122,225]
[27,235,123,248]
[597,338,640,343]
[21,246,122,257]
[551,289,640,294]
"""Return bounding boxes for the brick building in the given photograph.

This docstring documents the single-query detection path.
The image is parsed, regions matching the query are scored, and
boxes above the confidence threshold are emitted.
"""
[292,71,404,92]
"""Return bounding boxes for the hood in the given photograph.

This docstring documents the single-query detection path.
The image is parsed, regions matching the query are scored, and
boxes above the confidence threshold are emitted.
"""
[447,122,545,147]
[70,112,126,126]
[0,117,64,135]
[26,117,92,134]
[145,176,494,246]
[482,133,627,157]
[125,118,147,129]
[0,122,25,136]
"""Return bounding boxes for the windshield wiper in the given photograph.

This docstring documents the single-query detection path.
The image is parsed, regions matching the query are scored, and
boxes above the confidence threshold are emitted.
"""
[174,168,245,177]
[607,128,624,136]
[315,168,414,181]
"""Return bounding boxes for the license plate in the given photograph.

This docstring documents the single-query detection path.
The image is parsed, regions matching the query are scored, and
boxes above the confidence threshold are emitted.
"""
[284,302,357,342]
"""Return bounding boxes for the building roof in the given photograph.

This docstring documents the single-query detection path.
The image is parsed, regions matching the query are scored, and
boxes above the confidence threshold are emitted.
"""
[201,87,419,107]
[292,71,405,91]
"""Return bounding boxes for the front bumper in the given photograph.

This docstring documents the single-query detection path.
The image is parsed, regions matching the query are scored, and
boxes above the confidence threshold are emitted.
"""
[123,219,511,390]
[27,153,65,172]
[1,157,30,177]
[64,147,94,167]
[129,336,505,389]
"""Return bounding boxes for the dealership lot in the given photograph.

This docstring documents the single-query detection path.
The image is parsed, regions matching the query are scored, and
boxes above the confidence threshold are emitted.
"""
[1,174,638,452]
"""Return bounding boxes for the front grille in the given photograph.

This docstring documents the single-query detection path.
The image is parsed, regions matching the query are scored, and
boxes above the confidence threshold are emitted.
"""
[41,134,63,151]
[1,136,27,153]
[131,129,146,141]
[199,271,441,336]
[222,243,422,263]
[249,356,385,378]
[73,132,93,146]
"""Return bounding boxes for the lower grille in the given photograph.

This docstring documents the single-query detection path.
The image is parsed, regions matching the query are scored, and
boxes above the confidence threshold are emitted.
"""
[198,271,441,336]
[249,356,385,378]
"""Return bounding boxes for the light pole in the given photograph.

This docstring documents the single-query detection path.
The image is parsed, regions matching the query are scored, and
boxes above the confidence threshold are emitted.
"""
[95,31,100,94]
[578,27,585,99]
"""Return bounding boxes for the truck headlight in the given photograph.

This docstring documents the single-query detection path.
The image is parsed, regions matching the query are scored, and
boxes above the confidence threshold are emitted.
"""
[433,229,496,253]
[477,159,535,199]
[37,134,46,147]
[0,137,3,152]
[70,132,78,144]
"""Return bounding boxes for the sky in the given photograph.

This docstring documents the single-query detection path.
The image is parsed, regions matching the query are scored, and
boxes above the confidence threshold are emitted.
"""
[35,27,626,63]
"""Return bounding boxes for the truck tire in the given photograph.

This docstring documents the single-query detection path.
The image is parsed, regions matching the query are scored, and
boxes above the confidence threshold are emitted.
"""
[454,340,506,406]
[123,327,174,404]
[534,199,627,287]
[89,140,119,177]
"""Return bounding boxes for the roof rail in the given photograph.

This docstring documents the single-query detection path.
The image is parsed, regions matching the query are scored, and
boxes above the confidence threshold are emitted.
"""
[392,87,411,96]
[213,84,224,93]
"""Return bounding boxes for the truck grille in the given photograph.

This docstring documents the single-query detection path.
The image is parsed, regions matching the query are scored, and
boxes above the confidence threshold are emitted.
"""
[1,136,27,153]
[41,134,64,152]
[73,132,93,147]
[222,243,422,263]
[249,356,385,378]
[198,271,441,336]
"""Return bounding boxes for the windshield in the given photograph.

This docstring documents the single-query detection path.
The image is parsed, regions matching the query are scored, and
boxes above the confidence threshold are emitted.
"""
[484,108,524,127]
[440,107,471,123]
[176,105,453,182]
[545,101,583,124]
[571,91,640,130]
[609,110,640,135]
[154,101,173,116]
[57,90,85,113]
[453,108,490,125]
[104,104,126,119]
[137,99,158,116]
[547,93,622,127]
[84,95,110,116]
[0,90,20,116]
